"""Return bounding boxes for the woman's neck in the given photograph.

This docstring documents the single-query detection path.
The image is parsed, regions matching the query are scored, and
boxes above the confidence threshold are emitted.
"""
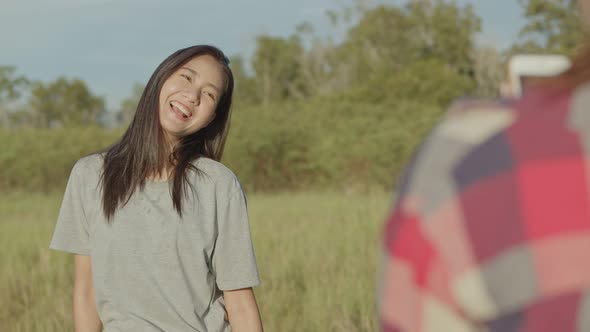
[147,133,181,181]
[147,166,172,181]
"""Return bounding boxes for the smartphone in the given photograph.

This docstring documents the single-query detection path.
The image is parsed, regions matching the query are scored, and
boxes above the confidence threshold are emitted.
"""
[508,54,571,97]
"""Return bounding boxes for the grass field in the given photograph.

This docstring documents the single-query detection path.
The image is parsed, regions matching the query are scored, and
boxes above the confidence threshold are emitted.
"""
[0,190,390,332]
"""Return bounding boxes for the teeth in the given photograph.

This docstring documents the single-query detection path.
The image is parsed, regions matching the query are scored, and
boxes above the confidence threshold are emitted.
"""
[170,101,191,117]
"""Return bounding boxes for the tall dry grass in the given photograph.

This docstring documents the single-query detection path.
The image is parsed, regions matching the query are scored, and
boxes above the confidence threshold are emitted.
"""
[1,190,390,331]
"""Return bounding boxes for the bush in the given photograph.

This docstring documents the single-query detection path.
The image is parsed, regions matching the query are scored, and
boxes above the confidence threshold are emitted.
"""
[0,126,121,192]
[224,98,442,191]
[1,99,443,192]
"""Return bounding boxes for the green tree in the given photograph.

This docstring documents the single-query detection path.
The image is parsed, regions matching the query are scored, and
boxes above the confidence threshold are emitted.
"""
[473,46,505,98]
[0,66,29,128]
[341,1,479,73]
[229,55,260,106]
[513,0,584,55]
[297,38,345,96]
[251,35,306,105]
[335,0,481,105]
[119,82,144,125]
[407,0,481,75]
[29,77,105,128]
[339,5,414,81]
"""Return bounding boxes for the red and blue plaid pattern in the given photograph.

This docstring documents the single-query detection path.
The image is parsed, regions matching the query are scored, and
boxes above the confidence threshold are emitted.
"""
[379,84,590,332]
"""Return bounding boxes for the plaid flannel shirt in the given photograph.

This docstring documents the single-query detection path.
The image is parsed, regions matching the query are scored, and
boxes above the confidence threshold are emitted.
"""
[379,83,590,332]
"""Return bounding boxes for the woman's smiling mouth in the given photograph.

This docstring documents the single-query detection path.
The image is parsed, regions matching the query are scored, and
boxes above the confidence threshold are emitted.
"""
[169,100,193,120]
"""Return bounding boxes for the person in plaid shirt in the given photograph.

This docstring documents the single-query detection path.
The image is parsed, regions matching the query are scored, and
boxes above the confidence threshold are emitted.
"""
[379,1,590,331]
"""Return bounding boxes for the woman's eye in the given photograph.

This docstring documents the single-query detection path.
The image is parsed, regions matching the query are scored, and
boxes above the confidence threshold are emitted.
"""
[180,74,191,82]
[203,91,215,100]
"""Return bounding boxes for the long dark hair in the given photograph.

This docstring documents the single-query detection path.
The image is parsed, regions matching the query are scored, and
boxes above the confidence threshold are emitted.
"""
[100,45,234,222]
[556,43,590,87]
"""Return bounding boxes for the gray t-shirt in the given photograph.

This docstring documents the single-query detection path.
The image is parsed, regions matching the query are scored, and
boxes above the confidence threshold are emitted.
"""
[50,154,260,332]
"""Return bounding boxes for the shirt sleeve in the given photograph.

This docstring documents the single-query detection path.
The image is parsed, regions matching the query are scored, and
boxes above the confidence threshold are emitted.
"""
[49,161,91,255]
[213,186,261,291]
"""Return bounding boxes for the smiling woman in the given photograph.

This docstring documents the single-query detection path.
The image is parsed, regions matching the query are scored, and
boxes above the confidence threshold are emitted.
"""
[48,45,263,332]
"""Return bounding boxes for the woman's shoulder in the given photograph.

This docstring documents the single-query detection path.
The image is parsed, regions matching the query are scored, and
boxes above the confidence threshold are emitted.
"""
[193,157,236,178]
[71,153,104,177]
[191,157,242,192]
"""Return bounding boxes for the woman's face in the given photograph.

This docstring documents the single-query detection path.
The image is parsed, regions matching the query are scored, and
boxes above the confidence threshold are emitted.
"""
[158,55,226,143]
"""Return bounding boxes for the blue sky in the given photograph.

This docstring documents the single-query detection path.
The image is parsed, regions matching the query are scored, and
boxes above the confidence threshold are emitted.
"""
[0,0,524,110]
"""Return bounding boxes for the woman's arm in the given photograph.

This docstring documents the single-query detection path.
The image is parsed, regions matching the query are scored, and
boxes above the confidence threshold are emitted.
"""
[224,288,263,332]
[73,255,102,332]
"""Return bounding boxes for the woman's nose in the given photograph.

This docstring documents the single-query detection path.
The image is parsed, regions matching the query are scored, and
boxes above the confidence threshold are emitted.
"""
[183,88,200,105]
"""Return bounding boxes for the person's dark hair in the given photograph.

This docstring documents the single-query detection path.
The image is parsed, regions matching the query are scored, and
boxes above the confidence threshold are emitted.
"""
[538,36,590,88]
[99,45,234,222]
[558,44,590,87]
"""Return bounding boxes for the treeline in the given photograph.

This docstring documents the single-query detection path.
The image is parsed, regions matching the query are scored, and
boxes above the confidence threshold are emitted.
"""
[0,0,583,192]
[0,99,440,192]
